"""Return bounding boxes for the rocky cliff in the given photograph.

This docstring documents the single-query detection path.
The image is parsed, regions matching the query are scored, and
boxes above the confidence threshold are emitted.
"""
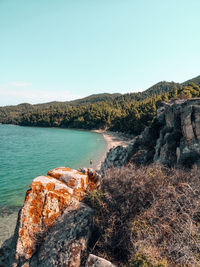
[0,167,116,267]
[101,98,200,170]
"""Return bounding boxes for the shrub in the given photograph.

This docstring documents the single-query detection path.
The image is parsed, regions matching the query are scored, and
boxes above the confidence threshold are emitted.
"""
[128,252,167,267]
[85,164,200,266]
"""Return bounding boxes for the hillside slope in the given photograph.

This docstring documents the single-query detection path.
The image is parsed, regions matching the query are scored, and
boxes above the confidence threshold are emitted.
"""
[182,74,200,86]
[0,75,200,135]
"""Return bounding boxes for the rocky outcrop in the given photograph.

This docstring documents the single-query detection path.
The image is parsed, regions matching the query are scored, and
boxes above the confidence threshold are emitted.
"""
[30,203,92,267]
[101,98,200,170]
[101,143,135,172]
[0,167,101,267]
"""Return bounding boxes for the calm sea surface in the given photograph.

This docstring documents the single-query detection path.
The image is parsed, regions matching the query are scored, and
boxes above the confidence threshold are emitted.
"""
[0,124,107,207]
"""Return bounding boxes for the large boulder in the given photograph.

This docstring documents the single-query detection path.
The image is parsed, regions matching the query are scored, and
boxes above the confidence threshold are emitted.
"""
[1,167,100,267]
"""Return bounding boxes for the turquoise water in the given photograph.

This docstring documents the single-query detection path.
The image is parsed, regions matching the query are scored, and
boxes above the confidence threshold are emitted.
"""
[0,124,106,207]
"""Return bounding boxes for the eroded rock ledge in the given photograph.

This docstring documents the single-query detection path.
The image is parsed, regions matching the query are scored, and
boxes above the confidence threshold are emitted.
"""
[0,166,104,267]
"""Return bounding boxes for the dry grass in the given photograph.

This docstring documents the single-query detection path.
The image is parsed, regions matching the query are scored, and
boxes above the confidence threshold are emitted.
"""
[85,164,200,266]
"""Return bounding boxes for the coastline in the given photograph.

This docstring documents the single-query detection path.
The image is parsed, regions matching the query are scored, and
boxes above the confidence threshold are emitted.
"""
[0,124,132,171]
[92,130,134,170]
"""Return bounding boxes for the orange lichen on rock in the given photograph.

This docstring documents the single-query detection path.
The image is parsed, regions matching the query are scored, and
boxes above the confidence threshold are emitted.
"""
[26,247,33,256]
[85,175,89,188]
[47,171,61,179]
[45,182,55,191]
[81,177,85,189]
[29,181,44,224]
[24,188,32,203]
[58,188,72,195]
[61,167,72,172]
[42,189,71,227]
[73,188,86,200]
[15,167,101,262]
[47,166,100,193]
[66,178,76,188]
[19,229,24,237]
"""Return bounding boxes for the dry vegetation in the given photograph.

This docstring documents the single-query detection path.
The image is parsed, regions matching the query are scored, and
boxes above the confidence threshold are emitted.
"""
[85,164,200,266]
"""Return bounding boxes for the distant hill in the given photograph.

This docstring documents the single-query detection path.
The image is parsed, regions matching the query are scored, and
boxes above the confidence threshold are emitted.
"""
[1,75,199,110]
[112,81,179,103]
[0,93,124,126]
[0,74,200,133]
[182,75,200,86]
[67,93,121,106]
[144,81,179,95]
[13,93,121,109]
[0,93,121,120]
[141,75,200,97]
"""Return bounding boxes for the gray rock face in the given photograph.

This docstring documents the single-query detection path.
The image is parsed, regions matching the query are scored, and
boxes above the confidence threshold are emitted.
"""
[101,98,200,170]
[155,99,200,167]
[86,254,116,267]
[30,203,93,267]
[101,145,132,172]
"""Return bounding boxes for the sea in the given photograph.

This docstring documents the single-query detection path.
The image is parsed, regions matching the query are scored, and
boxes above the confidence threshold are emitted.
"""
[0,124,107,245]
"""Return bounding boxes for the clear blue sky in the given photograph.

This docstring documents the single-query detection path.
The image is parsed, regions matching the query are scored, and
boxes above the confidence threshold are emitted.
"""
[0,0,200,106]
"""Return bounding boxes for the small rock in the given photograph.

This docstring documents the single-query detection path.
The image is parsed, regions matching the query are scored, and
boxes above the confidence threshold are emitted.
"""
[86,254,116,267]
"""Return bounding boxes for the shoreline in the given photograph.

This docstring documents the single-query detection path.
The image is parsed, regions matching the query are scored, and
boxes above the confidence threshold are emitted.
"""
[92,130,134,170]
[0,124,133,171]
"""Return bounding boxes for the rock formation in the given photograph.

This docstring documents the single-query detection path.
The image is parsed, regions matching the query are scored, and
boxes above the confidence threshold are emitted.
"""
[0,167,101,267]
[101,98,200,170]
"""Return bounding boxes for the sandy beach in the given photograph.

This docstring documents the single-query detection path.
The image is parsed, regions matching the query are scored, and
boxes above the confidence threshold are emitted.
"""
[92,130,134,170]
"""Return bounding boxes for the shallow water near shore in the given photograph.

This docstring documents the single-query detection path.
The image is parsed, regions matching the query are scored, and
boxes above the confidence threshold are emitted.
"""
[0,124,107,245]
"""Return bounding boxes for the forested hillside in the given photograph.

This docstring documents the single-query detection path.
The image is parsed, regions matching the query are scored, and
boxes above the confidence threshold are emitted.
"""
[1,77,200,135]
[182,75,200,86]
